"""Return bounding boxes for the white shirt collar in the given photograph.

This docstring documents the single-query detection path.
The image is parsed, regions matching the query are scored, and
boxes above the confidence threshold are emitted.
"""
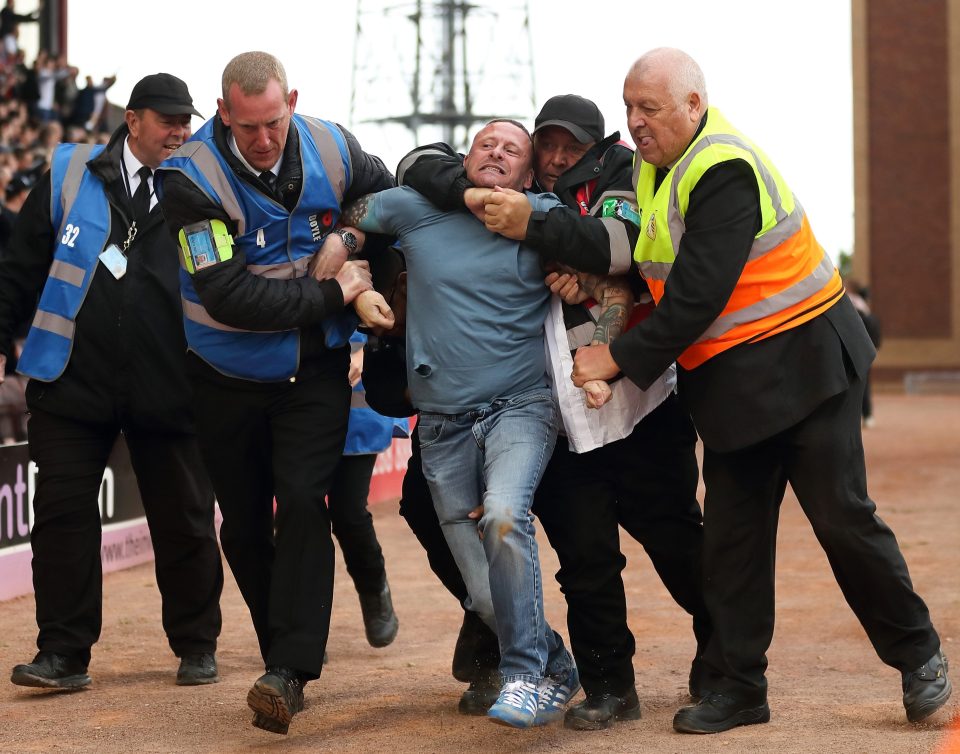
[122,137,149,185]
[228,133,282,177]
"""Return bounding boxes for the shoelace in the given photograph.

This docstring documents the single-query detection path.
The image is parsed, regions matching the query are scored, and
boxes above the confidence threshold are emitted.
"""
[538,677,573,709]
[499,680,538,712]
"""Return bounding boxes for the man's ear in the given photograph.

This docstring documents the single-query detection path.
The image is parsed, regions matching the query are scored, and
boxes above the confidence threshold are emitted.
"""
[687,92,703,123]
[287,88,298,116]
[216,98,230,126]
[522,168,534,191]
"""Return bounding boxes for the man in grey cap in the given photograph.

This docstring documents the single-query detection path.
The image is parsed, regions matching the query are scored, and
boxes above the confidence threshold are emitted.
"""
[0,72,223,691]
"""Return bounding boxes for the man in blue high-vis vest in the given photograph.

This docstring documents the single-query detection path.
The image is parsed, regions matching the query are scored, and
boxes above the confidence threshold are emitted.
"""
[0,73,224,692]
[156,51,395,736]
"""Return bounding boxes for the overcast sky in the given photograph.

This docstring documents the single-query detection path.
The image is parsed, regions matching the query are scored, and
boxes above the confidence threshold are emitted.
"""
[41,0,853,259]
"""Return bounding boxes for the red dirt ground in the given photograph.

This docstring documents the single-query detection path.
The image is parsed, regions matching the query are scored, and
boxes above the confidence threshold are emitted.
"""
[0,392,957,753]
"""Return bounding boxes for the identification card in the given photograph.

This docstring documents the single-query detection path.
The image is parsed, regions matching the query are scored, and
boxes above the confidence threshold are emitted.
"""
[98,244,128,279]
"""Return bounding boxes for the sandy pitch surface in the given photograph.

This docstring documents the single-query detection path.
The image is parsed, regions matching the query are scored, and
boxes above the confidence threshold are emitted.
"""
[0,393,957,753]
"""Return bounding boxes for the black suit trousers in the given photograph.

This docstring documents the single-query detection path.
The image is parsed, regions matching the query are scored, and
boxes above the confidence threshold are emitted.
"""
[192,370,350,680]
[27,408,223,665]
[533,393,709,697]
[328,453,386,596]
[700,374,939,702]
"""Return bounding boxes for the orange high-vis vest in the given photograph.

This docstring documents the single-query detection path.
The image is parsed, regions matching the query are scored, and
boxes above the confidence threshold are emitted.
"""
[631,108,843,369]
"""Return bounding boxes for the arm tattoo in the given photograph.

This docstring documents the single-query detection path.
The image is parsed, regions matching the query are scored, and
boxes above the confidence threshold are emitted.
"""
[341,194,382,232]
[591,303,629,345]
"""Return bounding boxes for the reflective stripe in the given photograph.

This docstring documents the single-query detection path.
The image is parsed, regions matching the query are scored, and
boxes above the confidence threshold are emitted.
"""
[180,297,249,333]
[31,309,74,339]
[301,117,348,203]
[246,256,311,279]
[631,153,642,195]
[598,216,633,275]
[351,391,370,409]
[566,320,596,350]
[664,133,792,260]
[639,260,673,282]
[168,142,247,235]
[350,339,364,354]
[695,253,838,342]
[396,147,453,185]
[48,259,86,287]
[55,144,98,240]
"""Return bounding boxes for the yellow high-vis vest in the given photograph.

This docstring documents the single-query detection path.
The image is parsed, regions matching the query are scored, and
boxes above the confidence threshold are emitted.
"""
[631,108,843,369]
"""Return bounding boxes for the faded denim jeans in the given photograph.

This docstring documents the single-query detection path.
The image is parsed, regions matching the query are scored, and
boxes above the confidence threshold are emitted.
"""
[418,386,572,684]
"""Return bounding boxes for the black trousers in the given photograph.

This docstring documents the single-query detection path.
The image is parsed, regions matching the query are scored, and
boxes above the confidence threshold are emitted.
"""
[398,426,501,677]
[700,375,939,702]
[328,453,386,595]
[533,393,709,697]
[192,370,350,680]
[27,408,223,666]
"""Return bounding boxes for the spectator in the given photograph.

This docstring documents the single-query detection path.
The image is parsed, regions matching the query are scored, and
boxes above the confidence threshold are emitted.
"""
[0,0,39,61]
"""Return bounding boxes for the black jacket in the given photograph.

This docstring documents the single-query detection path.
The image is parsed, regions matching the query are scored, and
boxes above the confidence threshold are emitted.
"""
[0,124,198,432]
[397,134,638,276]
[157,115,395,384]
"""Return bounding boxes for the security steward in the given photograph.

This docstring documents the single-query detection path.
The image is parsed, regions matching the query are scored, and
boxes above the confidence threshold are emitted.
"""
[155,51,395,736]
[574,47,951,733]
[0,73,224,691]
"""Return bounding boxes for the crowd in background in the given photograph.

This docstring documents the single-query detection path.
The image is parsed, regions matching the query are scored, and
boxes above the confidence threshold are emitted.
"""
[0,38,117,442]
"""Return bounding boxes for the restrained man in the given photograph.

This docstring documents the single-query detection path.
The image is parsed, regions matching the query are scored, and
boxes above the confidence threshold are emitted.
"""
[398,94,710,730]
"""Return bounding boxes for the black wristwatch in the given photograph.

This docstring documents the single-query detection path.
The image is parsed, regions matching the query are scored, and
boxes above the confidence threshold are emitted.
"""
[332,228,359,254]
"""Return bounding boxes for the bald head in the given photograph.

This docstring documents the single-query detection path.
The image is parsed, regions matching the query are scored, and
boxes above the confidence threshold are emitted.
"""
[623,48,708,168]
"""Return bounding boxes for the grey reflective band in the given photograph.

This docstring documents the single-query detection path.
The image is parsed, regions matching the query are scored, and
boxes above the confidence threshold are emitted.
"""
[350,391,370,410]
[180,296,288,334]
[54,144,98,241]
[748,201,804,260]
[694,253,838,343]
[300,117,349,204]
[639,260,673,282]
[350,339,364,354]
[246,256,311,279]
[31,309,75,339]
[566,320,597,350]
[396,147,452,185]
[168,142,247,236]
[598,217,633,275]
[48,259,87,287]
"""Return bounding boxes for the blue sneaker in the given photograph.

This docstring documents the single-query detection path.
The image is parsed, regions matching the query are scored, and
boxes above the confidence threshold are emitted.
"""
[534,665,581,725]
[488,680,539,728]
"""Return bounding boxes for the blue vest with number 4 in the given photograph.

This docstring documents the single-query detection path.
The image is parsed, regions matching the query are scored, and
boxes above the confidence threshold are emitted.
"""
[18,143,109,382]
[157,115,354,382]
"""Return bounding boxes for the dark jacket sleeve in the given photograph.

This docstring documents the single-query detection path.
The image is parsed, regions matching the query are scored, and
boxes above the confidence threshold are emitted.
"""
[395,142,470,211]
[610,159,761,389]
[157,170,345,332]
[0,171,55,356]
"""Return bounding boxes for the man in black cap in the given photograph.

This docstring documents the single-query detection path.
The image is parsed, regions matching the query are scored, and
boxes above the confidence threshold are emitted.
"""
[396,94,710,729]
[0,72,223,691]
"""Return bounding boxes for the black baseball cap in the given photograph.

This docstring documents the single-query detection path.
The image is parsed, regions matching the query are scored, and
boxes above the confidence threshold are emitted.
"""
[534,94,604,144]
[126,73,203,117]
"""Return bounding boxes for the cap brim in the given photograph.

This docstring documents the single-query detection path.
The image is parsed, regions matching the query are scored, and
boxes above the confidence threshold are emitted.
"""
[533,119,594,144]
[150,104,204,118]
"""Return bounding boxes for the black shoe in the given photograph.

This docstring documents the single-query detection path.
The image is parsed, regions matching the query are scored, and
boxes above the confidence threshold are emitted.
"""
[10,652,91,690]
[673,691,770,734]
[451,610,501,683]
[176,652,219,686]
[903,649,952,723]
[563,688,642,731]
[458,670,500,716]
[358,583,399,648]
[247,667,305,735]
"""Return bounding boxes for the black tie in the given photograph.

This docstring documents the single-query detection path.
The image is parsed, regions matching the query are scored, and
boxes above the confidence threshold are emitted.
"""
[260,170,277,196]
[132,166,152,220]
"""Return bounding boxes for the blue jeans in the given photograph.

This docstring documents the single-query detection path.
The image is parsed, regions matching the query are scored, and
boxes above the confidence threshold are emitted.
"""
[418,387,571,684]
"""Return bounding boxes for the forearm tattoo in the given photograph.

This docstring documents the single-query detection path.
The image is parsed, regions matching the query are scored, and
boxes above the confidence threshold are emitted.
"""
[591,302,629,345]
[341,195,375,228]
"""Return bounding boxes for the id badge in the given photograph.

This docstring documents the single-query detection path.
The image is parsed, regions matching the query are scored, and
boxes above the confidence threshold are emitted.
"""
[98,244,128,279]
